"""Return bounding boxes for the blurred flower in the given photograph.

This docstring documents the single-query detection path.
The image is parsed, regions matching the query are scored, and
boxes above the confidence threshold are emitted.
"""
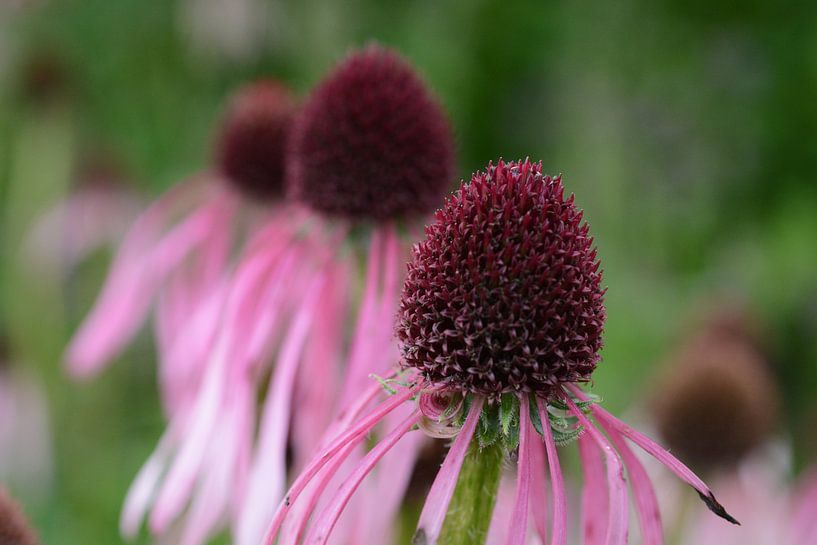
[651,308,779,474]
[0,336,53,501]
[647,308,785,545]
[264,160,736,545]
[67,45,456,545]
[24,152,143,279]
[64,79,297,545]
[0,487,40,545]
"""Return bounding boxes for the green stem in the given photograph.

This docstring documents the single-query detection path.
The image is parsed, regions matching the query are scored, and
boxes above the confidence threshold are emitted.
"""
[436,441,504,545]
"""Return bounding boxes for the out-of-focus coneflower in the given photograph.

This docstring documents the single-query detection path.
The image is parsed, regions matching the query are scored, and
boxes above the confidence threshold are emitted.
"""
[0,335,53,500]
[63,79,296,545]
[25,152,143,279]
[264,159,736,545]
[66,79,296,381]
[647,310,784,545]
[652,310,779,474]
[0,487,40,545]
[109,45,455,545]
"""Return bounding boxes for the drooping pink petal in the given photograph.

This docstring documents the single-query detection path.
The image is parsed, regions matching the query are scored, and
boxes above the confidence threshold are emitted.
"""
[350,404,426,545]
[339,230,383,406]
[291,261,348,471]
[278,439,360,544]
[262,382,422,545]
[303,410,421,545]
[578,434,608,545]
[506,395,532,545]
[603,422,663,545]
[567,385,739,525]
[414,396,484,545]
[150,236,286,533]
[536,398,566,545]
[66,184,226,377]
[179,380,254,545]
[486,475,517,545]
[120,424,177,539]
[563,394,628,545]
[528,426,548,544]
[236,272,326,545]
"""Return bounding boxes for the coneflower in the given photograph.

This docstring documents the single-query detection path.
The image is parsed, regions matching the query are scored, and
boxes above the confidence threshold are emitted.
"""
[263,160,736,545]
[0,487,40,545]
[66,79,297,382]
[649,310,783,545]
[110,45,454,545]
[652,310,779,474]
[64,79,298,544]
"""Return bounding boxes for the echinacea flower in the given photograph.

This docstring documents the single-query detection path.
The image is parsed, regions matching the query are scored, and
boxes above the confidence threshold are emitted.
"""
[0,487,40,545]
[645,308,781,545]
[65,79,296,383]
[264,159,737,545]
[652,308,779,475]
[100,45,455,545]
[25,152,143,279]
[0,335,53,500]
[63,78,297,543]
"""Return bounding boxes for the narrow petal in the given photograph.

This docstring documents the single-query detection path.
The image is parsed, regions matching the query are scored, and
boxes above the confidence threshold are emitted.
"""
[120,426,176,539]
[262,382,422,545]
[303,410,420,545]
[414,396,484,545]
[506,396,532,545]
[604,424,663,545]
[528,427,548,544]
[578,435,607,545]
[236,272,325,545]
[67,193,219,376]
[563,394,628,545]
[536,398,566,545]
[568,385,739,525]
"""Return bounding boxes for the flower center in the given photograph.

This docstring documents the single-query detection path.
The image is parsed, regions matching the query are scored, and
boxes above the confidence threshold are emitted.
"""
[398,159,605,397]
[214,80,297,201]
[287,44,455,222]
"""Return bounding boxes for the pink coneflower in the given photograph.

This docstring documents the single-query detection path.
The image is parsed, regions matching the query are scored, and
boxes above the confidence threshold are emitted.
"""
[62,79,296,544]
[264,159,736,545]
[109,45,454,545]
[646,309,784,545]
[25,153,143,279]
[652,309,779,475]
[65,79,296,382]
[0,336,53,501]
[0,487,40,545]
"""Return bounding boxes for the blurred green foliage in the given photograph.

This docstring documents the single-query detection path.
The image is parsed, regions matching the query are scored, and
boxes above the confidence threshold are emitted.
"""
[1,0,817,543]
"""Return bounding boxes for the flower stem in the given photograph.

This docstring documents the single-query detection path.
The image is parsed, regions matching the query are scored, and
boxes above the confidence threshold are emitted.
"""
[437,440,504,545]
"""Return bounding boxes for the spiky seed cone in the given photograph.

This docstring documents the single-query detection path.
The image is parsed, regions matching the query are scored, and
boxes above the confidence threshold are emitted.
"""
[288,44,455,221]
[398,159,606,398]
[653,331,779,473]
[0,489,39,545]
[215,80,297,201]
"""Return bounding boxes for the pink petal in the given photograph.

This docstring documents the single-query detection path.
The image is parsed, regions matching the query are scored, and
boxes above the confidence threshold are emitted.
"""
[568,385,739,526]
[506,395,532,545]
[262,382,422,545]
[528,427,548,543]
[604,423,663,545]
[563,394,628,545]
[536,398,566,545]
[414,396,484,545]
[236,272,326,545]
[303,410,421,545]
[578,434,608,545]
